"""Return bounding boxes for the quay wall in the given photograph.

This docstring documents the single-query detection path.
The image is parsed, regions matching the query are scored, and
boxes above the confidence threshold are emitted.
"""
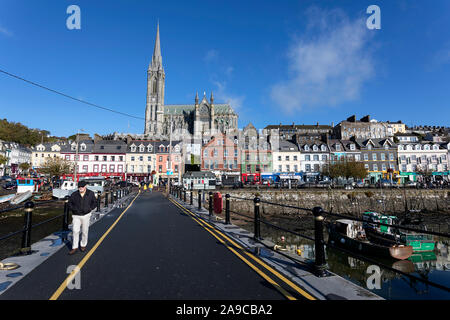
[221,189,450,218]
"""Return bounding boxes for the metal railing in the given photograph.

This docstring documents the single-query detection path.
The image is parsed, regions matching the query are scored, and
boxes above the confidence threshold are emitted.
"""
[169,186,450,294]
[0,186,134,256]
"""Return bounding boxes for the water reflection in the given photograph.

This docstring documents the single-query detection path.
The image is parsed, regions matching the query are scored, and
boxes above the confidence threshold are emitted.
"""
[257,222,450,299]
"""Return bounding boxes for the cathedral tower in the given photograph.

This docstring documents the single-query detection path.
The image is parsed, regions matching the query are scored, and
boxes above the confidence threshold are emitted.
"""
[145,22,165,136]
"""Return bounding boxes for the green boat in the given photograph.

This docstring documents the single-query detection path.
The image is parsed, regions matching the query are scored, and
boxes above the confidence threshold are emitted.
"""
[400,233,435,252]
[362,212,435,252]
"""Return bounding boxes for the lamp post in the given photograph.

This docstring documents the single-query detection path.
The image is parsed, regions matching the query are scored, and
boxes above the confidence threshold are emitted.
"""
[73,129,84,183]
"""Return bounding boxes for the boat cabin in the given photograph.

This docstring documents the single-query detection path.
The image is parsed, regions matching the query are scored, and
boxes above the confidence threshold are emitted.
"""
[61,181,77,190]
[335,220,366,240]
[16,178,35,193]
[363,212,399,235]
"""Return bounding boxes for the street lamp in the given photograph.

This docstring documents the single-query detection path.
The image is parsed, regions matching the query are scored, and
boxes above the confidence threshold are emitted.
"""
[73,129,85,182]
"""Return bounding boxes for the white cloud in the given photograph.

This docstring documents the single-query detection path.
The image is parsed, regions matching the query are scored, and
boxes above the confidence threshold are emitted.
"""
[270,7,376,114]
[213,80,244,111]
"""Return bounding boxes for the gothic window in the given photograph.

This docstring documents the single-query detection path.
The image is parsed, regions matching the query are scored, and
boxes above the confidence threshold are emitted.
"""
[152,78,157,95]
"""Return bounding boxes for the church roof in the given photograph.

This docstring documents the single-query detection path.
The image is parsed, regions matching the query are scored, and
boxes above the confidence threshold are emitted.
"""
[164,104,236,115]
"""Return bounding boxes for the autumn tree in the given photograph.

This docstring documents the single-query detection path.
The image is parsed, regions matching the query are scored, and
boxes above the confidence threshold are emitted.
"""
[39,157,73,185]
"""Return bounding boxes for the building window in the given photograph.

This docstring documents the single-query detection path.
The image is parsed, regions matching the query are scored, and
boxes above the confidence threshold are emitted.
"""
[95,156,99,161]
[101,164,107,172]
[305,164,311,172]
[373,164,378,171]
[159,156,163,162]
[139,156,143,161]
[118,165,123,173]
[103,156,107,161]
[158,165,162,173]
[111,156,115,162]
[372,154,377,161]
[305,155,311,161]
[65,155,70,160]
[82,165,88,173]
[380,153,386,161]
[175,165,178,173]
[131,156,135,162]
[313,155,319,161]
[119,156,123,161]
[93,164,99,172]
[109,165,115,173]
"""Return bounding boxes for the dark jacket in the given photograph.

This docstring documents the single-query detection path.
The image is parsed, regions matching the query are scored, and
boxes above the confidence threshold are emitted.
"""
[68,189,97,216]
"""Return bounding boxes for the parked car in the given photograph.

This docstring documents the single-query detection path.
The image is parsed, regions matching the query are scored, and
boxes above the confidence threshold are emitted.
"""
[354,180,368,188]
[0,176,13,182]
[316,180,332,188]
[404,181,418,188]
[376,179,399,188]
[344,184,354,190]
[115,181,134,188]
[2,181,17,190]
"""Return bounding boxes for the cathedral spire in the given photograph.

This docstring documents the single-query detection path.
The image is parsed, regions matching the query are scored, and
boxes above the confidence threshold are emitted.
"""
[150,22,163,71]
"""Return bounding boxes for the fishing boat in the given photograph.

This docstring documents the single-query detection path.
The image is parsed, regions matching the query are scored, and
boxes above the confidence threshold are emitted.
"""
[52,180,77,199]
[328,219,413,260]
[0,194,15,203]
[362,212,435,252]
[10,190,33,205]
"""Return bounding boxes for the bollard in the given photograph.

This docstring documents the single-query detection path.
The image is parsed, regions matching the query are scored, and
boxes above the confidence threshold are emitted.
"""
[253,197,261,240]
[97,191,101,212]
[313,206,328,277]
[198,190,202,211]
[21,201,35,255]
[184,189,187,202]
[63,196,70,231]
[190,189,193,205]
[225,194,231,224]
[209,192,213,217]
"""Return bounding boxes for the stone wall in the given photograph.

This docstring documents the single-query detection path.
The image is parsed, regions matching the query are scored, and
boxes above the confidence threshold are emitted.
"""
[224,189,450,217]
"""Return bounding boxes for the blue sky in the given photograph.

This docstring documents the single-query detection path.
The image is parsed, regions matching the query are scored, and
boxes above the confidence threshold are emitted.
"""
[0,0,450,138]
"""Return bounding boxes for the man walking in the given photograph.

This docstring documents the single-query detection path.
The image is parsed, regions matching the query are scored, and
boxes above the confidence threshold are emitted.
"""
[68,180,97,255]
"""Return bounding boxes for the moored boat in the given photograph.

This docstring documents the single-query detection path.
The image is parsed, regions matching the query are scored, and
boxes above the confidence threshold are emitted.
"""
[328,219,413,260]
[52,180,77,199]
[0,194,15,203]
[10,191,33,205]
[362,212,435,252]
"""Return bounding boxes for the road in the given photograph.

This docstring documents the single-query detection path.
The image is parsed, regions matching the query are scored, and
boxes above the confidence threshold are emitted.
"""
[1,191,311,300]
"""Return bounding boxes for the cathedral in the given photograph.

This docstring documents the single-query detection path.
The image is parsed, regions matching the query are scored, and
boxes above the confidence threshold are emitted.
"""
[144,23,239,140]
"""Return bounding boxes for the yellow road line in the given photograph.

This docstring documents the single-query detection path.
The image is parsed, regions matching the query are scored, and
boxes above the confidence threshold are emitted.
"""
[168,197,317,300]
[49,191,141,300]
[167,198,296,300]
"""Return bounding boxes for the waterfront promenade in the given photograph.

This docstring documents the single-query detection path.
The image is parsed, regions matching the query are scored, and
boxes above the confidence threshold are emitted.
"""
[0,190,380,300]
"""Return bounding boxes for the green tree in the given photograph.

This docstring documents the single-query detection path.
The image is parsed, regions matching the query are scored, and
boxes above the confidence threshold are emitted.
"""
[40,157,73,185]
[19,162,31,174]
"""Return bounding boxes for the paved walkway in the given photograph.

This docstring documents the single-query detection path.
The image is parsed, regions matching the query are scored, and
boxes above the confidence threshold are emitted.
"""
[0,191,306,300]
